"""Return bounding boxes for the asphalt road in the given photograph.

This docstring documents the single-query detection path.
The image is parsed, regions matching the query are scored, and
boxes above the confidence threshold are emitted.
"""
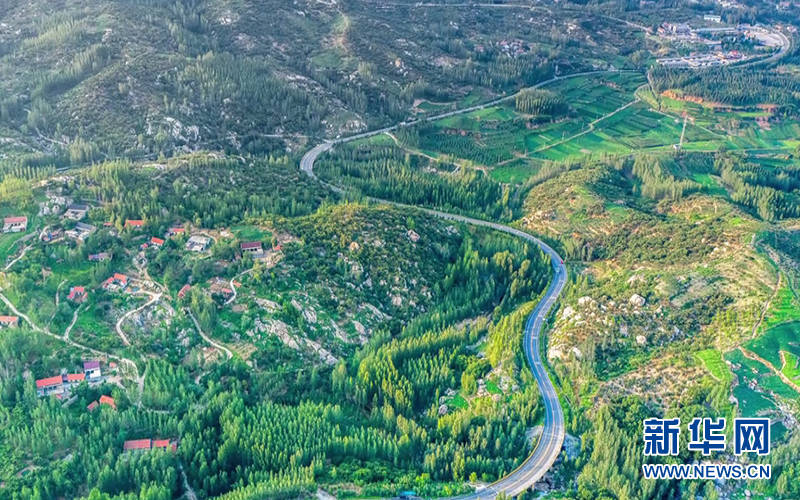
[299,74,585,496]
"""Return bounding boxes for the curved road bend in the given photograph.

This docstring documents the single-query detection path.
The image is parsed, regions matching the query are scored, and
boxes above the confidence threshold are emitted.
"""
[299,72,596,496]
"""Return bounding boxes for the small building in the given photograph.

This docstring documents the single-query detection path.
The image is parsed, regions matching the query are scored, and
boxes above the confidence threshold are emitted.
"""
[66,222,96,241]
[83,360,102,380]
[125,219,144,230]
[0,315,19,328]
[41,228,64,243]
[209,278,233,299]
[36,376,65,397]
[152,439,178,452]
[240,241,263,256]
[124,438,177,452]
[186,235,211,252]
[178,284,191,299]
[64,203,89,220]
[68,286,88,303]
[166,227,186,238]
[3,216,27,233]
[123,439,152,452]
[102,273,128,291]
[89,252,112,262]
[66,373,85,384]
[99,395,116,410]
[87,401,99,411]
[150,237,165,248]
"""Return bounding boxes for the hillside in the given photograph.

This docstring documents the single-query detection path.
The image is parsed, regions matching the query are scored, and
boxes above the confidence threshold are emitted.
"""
[0,0,641,168]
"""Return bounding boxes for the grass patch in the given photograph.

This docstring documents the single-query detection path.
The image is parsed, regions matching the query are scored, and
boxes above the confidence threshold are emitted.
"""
[696,348,732,383]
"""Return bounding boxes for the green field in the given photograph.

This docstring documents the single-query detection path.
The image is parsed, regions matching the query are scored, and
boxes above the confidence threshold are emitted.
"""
[748,321,800,369]
[696,349,732,382]
[781,351,800,383]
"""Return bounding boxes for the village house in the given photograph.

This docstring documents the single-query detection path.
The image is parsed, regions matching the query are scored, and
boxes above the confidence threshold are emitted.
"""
[0,315,19,328]
[186,235,211,252]
[36,376,66,397]
[165,227,186,238]
[150,237,165,248]
[209,278,233,299]
[83,360,102,380]
[240,241,263,256]
[88,395,116,411]
[35,372,86,397]
[89,252,112,262]
[64,203,89,221]
[2,216,27,233]
[123,438,177,452]
[102,273,129,291]
[66,222,96,242]
[68,286,88,304]
[41,228,64,243]
[178,284,191,299]
[125,219,144,230]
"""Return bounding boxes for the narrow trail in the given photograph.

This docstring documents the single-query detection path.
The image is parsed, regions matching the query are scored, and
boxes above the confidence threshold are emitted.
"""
[64,305,82,340]
[752,271,782,339]
[225,268,254,306]
[115,292,161,346]
[185,308,233,360]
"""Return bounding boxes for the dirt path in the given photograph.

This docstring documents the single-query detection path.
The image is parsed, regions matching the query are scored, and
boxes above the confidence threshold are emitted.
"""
[64,305,82,340]
[179,462,198,500]
[115,292,161,346]
[752,271,782,339]
[738,346,800,393]
[185,308,233,359]
[225,268,254,306]
[3,244,31,271]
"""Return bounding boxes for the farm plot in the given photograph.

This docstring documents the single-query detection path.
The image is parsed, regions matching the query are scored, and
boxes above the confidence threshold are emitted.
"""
[746,321,800,369]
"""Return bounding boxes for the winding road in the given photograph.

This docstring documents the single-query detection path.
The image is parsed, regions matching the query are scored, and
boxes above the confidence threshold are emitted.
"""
[300,72,582,498]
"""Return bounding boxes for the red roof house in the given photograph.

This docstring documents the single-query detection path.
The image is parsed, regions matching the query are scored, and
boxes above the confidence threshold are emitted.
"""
[178,284,191,299]
[99,395,117,410]
[0,315,19,328]
[150,237,165,247]
[3,216,28,233]
[87,401,99,411]
[123,439,152,451]
[36,375,64,390]
[67,286,87,303]
[66,373,85,383]
[240,241,263,254]
[152,439,177,451]
[125,219,144,229]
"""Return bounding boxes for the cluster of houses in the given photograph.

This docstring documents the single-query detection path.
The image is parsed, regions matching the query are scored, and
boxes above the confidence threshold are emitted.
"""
[2,216,27,233]
[35,360,103,397]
